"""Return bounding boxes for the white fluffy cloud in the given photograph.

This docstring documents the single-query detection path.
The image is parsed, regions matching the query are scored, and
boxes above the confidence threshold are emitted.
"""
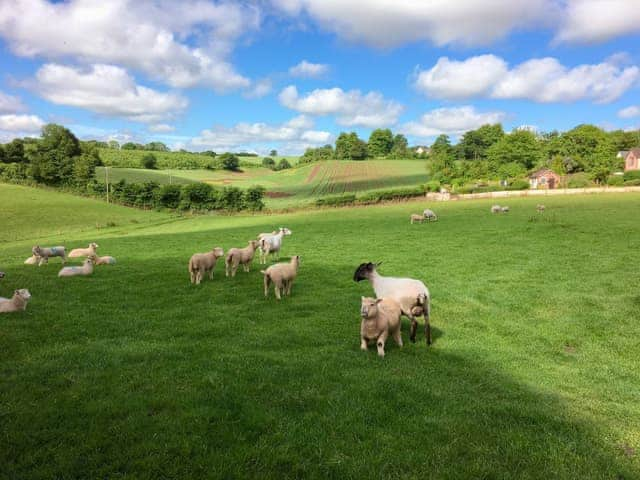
[190,115,331,152]
[0,92,26,113]
[148,124,176,133]
[0,0,256,91]
[555,0,640,44]
[272,0,554,47]
[618,106,640,119]
[243,78,273,99]
[31,63,188,123]
[0,114,45,132]
[401,106,506,138]
[289,60,329,78]
[279,85,403,127]
[415,55,639,104]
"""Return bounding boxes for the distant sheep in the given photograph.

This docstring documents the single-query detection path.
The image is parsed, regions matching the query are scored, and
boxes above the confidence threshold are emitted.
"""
[261,255,300,300]
[0,272,4,279]
[501,206,510,213]
[259,227,292,264]
[69,243,99,258]
[360,296,403,357]
[536,204,546,212]
[58,258,94,278]
[0,289,31,313]
[32,245,66,266]
[491,205,502,214]
[188,247,224,284]
[89,254,117,266]
[24,256,38,265]
[226,241,259,277]
[410,214,424,224]
[423,209,438,221]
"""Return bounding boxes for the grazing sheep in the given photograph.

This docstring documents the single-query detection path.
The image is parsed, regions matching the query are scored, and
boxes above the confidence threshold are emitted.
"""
[536,204,546,212]
[226,241,259,277]
[261,255,300,300]
[360,296,403,357]
[89,254,117,266]
[501,206,510,213]
[68,243,99,258]
[0,289,31,313]
[32,245,66,266]
[491,205,502,214]
[24,255,39,265]
[259,227,292,264]
[0,271,4,279]
[353,262,432,345]
[188,247,224,284]
[257,230,278,241]
[423,209,438,221]
[58,258,94,278]
[410,214,424,224]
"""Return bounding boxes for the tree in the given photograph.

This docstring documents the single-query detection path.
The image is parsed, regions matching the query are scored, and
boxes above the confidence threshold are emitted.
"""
[145,141,169,152]
[269,149,277,157]
[107,140,120,150]
[219,152,239,171]
[4,138,25,163]
[391,134,408,158]
[244,185,265,211]
[458,124,504,160]
[0,144,4,163]
[73,153,99,185]
[122,142,143,150]
[301,144,334,163]
[276,158,291,170]
[335,132,367,160]
[486,129,543,171]
[141,153,158,169]
[367,129,393,157]
[262,157,276,169]
[30,124,81,185]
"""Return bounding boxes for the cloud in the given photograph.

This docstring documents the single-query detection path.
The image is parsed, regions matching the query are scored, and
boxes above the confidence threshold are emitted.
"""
[618,106,640,119]
[148,124,176,133]
[31,63,188,123]
[0,0,256,92]
[271,0,554,48]
[0,91,26,113]
[555,0,640,44]
[401,106,506,138]
[289,60,329,78]
[190,115,331,153]
[0,114,45,132]
[279,85,403,127]
[243,78,273,99]
[415,55,639,104]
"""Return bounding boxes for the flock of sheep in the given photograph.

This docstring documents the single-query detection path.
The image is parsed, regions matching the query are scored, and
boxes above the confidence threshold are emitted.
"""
[0,202,547,357]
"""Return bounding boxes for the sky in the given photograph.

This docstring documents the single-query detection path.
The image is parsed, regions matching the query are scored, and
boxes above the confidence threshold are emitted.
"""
[0,0,639,155]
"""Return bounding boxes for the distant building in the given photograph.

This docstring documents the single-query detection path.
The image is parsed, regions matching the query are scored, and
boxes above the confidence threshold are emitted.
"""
[621,149,640,171]
[413,146,431,155]
[529,168,561,189]
[617,150,629,159]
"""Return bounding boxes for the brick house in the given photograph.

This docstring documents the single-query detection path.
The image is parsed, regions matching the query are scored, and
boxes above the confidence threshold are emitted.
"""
[622,148,640,171]
[529,168,561,189]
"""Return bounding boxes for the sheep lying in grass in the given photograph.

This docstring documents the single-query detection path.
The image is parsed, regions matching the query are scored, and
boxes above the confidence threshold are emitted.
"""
[354,262,432,345]
[58,258,94,278]
[24,256,38,265]
[501,206,510,213]
[0,289,31,313]
[32,246,66,266]
[89,254,117,266]
[360,296,403,357]
[188,247,224,284]
[536,204,546,212]
[491,205,502,214]
[423,209,438,221]
[261,255,300,300]
[226,241,259,277]
[410,214,424,224]
[259,227,292,264]
[69,243,98,258]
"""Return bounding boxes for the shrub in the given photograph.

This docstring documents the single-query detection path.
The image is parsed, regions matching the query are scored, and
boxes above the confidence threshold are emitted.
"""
[424,180,441,193]
[456,184,502,194]
[219,187,245,211]
[567,173,591,188]
[315,194,357,207]
[180,183,214,210]
[276,158,291,171]
[244,185,265,211]
[262,157,276,170]
[505,179,530,191]
[0,162,28,183]
[141,153,157,169]
[623,170,640,181]
[157,184,182,209]
[219,153,240,171]
[624,179,640,186]
[606,175,624,186]
[358,186,425,204]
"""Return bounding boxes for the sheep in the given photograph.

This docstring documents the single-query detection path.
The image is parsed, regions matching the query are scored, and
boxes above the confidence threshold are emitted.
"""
[491,205,502,214]
[423,209,438,221]
[0,271,4,279]
[410,214,424,224]
[89,254,117,266]
[353,262,432,345]
[259,227,292,264]
[360,296,403,357]
[0,289,31,313]
[32,245,67,266]
[501,206,510,213]
[58,258,94,278]
[68,243,99,258]
[24,255,39,265]
[536,204,546,212]
[226,241,259,277]
[261,255,300,300]
[188,247,224,284]
[257,230,278,241]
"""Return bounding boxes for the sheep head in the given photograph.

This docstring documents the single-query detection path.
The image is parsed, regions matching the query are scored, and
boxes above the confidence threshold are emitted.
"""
[353,262,381,282]
[279,227,292,235]
[212,247,224,258]
[32,246,41,255]
[360,296,382,319]
[15,289,31,301]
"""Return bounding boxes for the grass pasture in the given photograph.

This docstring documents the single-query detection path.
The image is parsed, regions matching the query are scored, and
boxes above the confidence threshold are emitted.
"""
[1,185,639,478]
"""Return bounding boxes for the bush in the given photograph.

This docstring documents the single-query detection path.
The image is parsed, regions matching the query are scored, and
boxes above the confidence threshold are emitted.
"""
[623,170,640,181]
[424,180,441,193]
[219,187,245,211]
[262,157,276,170]
[456,184,502,194]
[141,153,157,169]
[244,186,265,211]
[624,179,640,186]
[0,162,29,183]
[505,179,530,191]
[219,153,240,171]
[358,186,425,204]
[606,175,624,186]
[315,194,357,207]
[567,173,591,188]
[180,183,214,210]
[276,158,291,171]
[157,184,182,209]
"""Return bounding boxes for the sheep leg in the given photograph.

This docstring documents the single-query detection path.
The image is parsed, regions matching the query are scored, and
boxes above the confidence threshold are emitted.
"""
[409,316,418,343]
[190,270,196,284]
[286,280,292,296]
[263,274,271,297]
[424,306,432,346]
[360,337,368,351]
[376,332,388,357]
[393,327,403,347]
[225,261,230,277]
[209,268,214,280]
[274,281,282,300]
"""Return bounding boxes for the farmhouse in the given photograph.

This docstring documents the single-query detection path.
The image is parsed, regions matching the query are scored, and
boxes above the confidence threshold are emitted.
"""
[621,148,640,171]
[413,146,431,155]
[529,168,561,189]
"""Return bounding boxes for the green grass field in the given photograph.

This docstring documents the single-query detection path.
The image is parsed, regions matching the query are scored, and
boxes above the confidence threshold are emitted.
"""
[1,184,639,478]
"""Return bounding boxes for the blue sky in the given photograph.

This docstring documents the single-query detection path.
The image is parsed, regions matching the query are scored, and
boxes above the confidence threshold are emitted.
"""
[0,0,639,154]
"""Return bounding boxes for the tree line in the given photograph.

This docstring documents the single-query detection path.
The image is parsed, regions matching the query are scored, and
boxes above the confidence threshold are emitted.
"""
[301,129,410,163]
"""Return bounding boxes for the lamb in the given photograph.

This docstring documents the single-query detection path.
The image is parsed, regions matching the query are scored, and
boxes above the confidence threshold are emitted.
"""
[58,257,94,277]
[491,205,502,214]
[89,254,117,266]
[0,289,31,313]
[261,255,300,300]
[410,214,424,224]
[32,245,67,266]
[353,262,432,345]
[24,255,38,265]
[360,296,403,357]
[259,227,292,264]
[188,247,224,284]
[423,209,438,221]
[225,241,259,277]
[501,206,510,213]
[257,230,278,241]
[68,243,99,258]
[536,204,546,212]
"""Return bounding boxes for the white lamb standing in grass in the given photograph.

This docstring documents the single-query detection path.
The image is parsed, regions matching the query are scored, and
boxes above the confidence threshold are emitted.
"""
[261,255,300,300]
[423,209,438,221]
[58,258,94,278]
[259,227,292,264]
[0,289,31,313]
[68,243,99,258]
[360,296,403,357]
[32,245,67,266]
[225,240,260,277]
[188,247,224,284]
[354,262,431,345]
